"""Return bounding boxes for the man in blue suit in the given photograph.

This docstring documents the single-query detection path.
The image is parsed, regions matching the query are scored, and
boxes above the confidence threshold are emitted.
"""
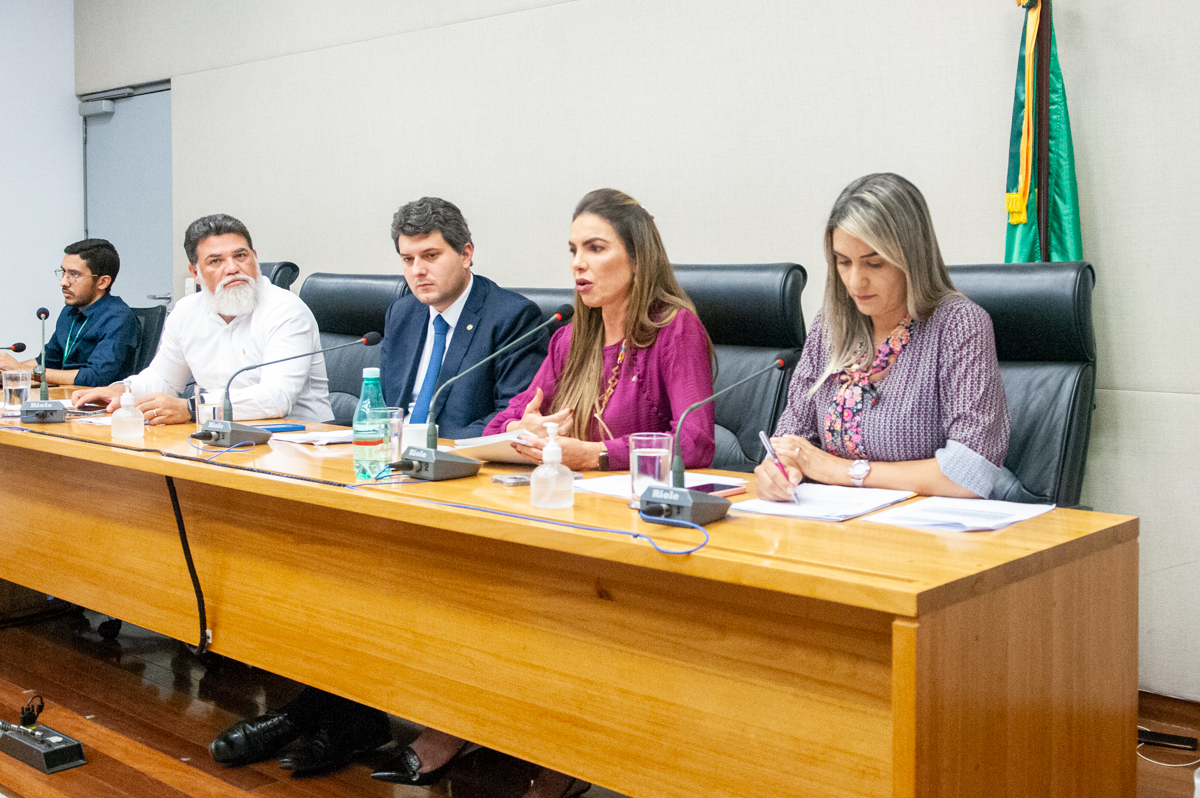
[208,198,548,775]
[381,196,546,437]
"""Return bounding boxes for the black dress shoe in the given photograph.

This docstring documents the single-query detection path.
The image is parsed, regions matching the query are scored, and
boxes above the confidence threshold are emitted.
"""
[210,712,301,766]
[371,745,458,785]
[277,714,392,773]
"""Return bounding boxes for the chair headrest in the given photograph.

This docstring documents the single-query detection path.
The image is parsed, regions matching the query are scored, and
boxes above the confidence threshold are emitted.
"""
[259,261,300,290]
[298,272,408,336]
[673,263,807,348]
[948,262,1095,363]
[515,287,575,330]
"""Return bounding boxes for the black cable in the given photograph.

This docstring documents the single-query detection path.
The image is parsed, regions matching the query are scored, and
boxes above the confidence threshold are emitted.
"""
[165,476,208,655]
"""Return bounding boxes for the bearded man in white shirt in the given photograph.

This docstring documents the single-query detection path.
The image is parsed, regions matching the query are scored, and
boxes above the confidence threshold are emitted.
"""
[73,214,332,424]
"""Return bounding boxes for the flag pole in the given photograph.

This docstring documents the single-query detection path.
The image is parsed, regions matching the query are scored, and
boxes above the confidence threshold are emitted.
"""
[1035,0,1052,261]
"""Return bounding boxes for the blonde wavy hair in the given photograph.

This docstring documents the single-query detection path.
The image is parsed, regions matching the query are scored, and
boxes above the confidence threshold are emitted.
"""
[550,188,713,440]
[816,173,957,388]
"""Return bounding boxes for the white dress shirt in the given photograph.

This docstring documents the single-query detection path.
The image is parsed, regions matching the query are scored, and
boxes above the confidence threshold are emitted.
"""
[130,276,333,422]
[408,273,473,415]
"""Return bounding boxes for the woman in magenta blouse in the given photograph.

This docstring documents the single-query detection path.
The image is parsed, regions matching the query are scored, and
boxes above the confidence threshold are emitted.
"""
[488,187,715,471]
[756,173,1010,501]
[373,188,714,798]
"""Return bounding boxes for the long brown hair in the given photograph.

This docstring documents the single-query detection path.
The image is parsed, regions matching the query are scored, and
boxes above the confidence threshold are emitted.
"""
[550,188,712,440]
[816,173,957,391]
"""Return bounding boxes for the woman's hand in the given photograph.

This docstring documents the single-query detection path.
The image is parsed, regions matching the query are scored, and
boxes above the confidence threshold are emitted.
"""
[774,435,851,486]
[505,388,573,438]
[753,447,804,502]
[511,433,604,471]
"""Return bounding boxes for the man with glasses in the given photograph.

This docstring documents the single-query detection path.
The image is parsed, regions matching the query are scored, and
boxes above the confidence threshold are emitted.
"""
[0,239,139,386]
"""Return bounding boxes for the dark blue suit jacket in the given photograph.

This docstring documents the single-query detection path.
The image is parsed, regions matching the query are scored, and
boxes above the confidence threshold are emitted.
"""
[380,274,547,439]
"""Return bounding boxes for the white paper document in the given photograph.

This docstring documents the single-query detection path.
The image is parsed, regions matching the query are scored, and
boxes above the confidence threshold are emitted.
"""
[575,472,746,499]
[448,430,538,464]
[75,416,114,426]
[863,497,1055,532]
[732,484,914,522]
[274,430,353,445]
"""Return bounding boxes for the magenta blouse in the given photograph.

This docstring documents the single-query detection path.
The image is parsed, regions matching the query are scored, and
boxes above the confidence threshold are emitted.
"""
[485,308,716,470]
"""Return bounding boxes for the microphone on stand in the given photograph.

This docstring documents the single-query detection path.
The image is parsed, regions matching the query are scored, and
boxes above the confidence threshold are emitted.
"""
[36,308,49,400]
[194,332,383,447]
[3,343,26,353]
[396,304,573,482]
[638,356,789,526]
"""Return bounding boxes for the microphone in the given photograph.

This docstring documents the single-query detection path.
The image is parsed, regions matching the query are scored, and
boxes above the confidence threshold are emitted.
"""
[36,308,49,401]
[202,332,383,447]
[4,343,25,353]
[637,357,788,526]
[401,304,573,482]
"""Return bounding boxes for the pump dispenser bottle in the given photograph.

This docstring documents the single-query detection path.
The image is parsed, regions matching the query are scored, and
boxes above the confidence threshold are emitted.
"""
[111,380,145,439]
[530,422,574,509]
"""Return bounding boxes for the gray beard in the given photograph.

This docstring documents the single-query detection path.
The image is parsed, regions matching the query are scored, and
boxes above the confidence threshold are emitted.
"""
[203,276,261,317]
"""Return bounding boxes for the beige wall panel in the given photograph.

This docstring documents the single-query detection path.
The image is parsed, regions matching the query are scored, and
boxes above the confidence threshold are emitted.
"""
[1051,2,1200,395]
[1082,388,1200,697]
[170,0,1021,311]
[74,0,572,95]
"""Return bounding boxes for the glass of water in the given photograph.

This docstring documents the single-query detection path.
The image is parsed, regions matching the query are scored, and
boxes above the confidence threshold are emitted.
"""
[195,385,224,432]
[3,370,32,413]
[630,432,674,499]
[387,407,406,461]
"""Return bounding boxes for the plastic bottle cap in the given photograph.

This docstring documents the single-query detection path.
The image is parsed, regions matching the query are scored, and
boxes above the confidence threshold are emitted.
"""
[363,367,380,379]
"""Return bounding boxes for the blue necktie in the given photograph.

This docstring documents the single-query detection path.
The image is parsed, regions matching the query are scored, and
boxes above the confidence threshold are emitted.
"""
[410,315,450,423]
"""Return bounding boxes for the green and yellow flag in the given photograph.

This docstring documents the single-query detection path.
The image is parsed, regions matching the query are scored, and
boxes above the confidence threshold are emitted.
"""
[1005,0,1082,263]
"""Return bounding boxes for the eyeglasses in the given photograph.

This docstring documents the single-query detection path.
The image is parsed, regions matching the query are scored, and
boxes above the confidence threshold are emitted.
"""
[55,268,95,283]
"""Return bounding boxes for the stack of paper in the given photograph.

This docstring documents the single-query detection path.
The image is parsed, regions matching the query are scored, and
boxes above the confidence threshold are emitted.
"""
[274,430,353,445]
[863,497,1055,532]
[732,484,913,522]
[448,430,537,464]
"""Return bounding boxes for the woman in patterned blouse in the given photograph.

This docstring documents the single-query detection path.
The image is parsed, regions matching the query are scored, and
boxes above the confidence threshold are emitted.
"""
[756,172,1010,501]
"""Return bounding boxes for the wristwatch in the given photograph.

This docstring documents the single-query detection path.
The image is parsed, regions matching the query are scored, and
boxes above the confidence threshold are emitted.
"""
[187,394,197,422]
[597,447,609,472]
[849,459,871,488]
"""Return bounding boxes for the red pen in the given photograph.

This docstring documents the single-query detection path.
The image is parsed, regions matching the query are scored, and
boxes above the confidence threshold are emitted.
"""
[759,431,802,505]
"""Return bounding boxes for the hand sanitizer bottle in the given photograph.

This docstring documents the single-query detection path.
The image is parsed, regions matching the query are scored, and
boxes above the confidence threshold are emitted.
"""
[111,380,144,439]
[530,422,574,509]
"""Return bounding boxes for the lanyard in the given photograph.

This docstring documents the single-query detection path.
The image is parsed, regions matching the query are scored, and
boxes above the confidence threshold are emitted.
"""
[63,317,89,363]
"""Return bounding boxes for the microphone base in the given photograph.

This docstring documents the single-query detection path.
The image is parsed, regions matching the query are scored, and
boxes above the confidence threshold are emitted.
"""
[639,485,731,526]
[20,401,65,424]
[394,446,481,481]
[199,420,273,447]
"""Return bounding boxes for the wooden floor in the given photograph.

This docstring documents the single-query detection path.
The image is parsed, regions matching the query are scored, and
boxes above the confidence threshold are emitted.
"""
[0,607,1193,797]
[0,607,622,798]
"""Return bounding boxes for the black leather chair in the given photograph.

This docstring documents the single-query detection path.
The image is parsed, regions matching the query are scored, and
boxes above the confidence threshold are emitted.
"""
[129,305,168,375]
[674,264,807,470]
[949,261,1096,506]
[514,262,807,471]
[298,273,408,424]
[259,261,300,290]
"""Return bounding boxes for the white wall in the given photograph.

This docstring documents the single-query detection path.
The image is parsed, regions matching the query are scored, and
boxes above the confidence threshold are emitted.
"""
[73,0,1200,700]
[0,0,83,354]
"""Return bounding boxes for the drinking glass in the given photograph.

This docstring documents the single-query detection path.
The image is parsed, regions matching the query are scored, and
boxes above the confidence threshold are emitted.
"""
[387,407,406,461]
[3,370,32,412]
[629,432,674,499]
[195,385,224,432]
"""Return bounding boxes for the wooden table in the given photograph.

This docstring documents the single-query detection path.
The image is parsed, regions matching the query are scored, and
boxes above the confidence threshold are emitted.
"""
[0,421,1138,798]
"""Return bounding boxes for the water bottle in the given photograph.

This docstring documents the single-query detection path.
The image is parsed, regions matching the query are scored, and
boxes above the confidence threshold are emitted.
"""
[530,422,574,509]
[352,367,388,479]
[111,380,145,439]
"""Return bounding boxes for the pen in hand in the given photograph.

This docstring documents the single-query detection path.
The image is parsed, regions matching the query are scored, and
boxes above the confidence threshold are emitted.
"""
[758,431,802,505]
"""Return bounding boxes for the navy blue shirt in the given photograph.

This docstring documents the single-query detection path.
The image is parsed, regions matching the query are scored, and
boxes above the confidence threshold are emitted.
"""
[39,293,140,386]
